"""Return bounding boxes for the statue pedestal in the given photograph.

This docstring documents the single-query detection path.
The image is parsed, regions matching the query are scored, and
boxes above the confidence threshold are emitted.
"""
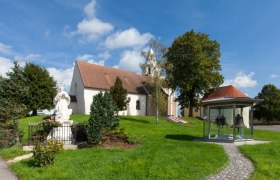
[47,120,74,145]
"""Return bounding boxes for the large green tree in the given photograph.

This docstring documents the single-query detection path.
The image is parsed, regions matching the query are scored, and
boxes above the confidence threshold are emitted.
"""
[0,62,28,148]
[110,76,130,114]
[254,84,280,124]
[165,30,224,117]
[23,63,57,115]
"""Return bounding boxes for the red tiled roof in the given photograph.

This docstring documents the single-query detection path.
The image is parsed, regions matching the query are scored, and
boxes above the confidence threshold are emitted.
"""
[76,61,147,94]
[201,85,248,102]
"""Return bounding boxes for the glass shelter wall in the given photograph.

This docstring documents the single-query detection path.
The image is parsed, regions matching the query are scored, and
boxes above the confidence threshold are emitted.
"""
[203,104,253,141]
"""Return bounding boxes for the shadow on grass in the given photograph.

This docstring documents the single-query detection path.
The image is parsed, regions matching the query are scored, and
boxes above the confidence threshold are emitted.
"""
[121,116,150,124]
[165,134,200,141]
[22,158,37,168]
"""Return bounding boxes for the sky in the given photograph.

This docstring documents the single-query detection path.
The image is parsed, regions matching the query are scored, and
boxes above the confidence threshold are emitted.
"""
[0,0,280,97]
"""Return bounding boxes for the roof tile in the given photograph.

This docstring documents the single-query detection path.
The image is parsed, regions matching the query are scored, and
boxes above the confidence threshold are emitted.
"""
[76,61,147,94]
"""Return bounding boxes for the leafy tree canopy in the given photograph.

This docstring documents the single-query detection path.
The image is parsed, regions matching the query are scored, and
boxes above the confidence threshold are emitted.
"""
[165,30,224,117]
[254,84,280,123]
[23,63,57,115]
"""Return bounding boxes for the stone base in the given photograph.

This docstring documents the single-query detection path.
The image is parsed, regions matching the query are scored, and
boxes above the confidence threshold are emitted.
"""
[47,120,74,144]
[23,145,78,151]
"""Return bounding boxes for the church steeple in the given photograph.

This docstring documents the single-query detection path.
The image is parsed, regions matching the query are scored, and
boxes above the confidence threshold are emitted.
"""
[140,48,160,77]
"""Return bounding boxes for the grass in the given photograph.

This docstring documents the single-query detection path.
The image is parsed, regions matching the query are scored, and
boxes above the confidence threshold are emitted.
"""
[0,146,30,160]
[7,115,228,179]
[239,142,280,180]
[238,128,280,180]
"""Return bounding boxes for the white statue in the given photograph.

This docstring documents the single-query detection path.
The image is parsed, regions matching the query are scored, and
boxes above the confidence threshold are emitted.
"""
[53,87,72,122]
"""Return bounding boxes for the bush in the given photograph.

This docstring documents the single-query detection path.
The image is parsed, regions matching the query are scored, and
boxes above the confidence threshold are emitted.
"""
[32,140,63,167]
[71,123,88,142]
[88,91,119,144]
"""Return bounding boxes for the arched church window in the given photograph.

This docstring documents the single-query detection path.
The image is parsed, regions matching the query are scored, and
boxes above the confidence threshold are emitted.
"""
[136,100,141,110]
[148,67,151,75]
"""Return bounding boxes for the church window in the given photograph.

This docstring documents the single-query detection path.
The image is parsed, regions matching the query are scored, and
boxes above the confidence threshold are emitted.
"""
[136,100,141,110]
[148,67,151,74]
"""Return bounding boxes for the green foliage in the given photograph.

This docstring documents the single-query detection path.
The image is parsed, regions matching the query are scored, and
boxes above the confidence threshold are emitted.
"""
[165,30,224,117]
[32,140,63,167]
[88,92,119,144]
[0,62,28,148]
[254,84,280,123]
[110,76,130,113]
[23,63,57,115]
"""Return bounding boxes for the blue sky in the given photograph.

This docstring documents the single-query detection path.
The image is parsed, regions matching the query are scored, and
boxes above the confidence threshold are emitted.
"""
[0,0,280,97]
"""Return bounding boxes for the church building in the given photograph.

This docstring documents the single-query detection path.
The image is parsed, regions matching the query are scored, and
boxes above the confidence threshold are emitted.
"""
[69,49,177,116]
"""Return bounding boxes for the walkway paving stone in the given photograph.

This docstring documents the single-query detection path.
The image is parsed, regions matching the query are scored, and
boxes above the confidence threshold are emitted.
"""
[0,157,18,180]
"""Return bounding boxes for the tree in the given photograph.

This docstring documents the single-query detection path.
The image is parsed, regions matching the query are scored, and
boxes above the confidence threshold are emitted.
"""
[88,91,119,144]
[0,62,28,148]
[109,76,130,114]
[165,30,224,117]
[254,84,280,124]
[23,63,57,116]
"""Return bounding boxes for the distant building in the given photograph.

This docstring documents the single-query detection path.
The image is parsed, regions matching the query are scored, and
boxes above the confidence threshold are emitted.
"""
[69,49,177,116]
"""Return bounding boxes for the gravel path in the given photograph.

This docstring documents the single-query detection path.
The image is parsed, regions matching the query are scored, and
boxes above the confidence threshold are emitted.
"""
[206,141,269,180]
[206,143,254,180]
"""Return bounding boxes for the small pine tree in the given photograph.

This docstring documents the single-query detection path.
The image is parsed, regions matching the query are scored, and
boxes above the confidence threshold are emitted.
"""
[88,92,104,144]
[88,92,119,144]
[110,76,130,114]
[103,91,119,130]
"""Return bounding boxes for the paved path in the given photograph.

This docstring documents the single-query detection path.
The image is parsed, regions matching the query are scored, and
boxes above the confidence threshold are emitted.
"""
[0,157,18,180]
[206,141,269,180]
[254,125,280,132]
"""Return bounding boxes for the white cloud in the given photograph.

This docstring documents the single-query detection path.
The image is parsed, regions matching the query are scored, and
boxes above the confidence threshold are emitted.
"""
[74,18,113,41]
[117,50,145,72]
[70,0,113,41]
[98,51,111,61]
[0,43,12,55]
[84,0,96,18]
[77,54,104,65]
[222,72,257,88]
[47,67,74,90]
[269,74,278,79]
[0,57,14,77]
[105,27,153,49]
[15,54,41,62]
[0,56,26,77]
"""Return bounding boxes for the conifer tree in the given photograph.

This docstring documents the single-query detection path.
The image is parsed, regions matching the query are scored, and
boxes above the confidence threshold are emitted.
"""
[110,76,130,114]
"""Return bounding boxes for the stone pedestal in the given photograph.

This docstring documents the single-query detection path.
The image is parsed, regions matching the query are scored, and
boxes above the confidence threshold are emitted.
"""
[47,120,74,145]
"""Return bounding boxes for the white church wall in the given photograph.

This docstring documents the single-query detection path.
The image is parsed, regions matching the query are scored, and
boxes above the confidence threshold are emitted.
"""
[69,64,85,114]
[83,88,147,116]
[123,94,146,116]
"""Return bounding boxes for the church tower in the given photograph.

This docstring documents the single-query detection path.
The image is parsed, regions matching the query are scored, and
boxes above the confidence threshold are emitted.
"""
[140,48,160,77]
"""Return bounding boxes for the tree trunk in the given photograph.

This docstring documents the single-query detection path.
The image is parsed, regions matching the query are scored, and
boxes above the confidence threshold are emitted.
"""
[189,105,193,117]
[32,109,37,116]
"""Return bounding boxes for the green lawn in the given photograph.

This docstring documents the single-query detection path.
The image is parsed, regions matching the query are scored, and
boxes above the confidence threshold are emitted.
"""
[8,115,228,179]
[238,129,280,180]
